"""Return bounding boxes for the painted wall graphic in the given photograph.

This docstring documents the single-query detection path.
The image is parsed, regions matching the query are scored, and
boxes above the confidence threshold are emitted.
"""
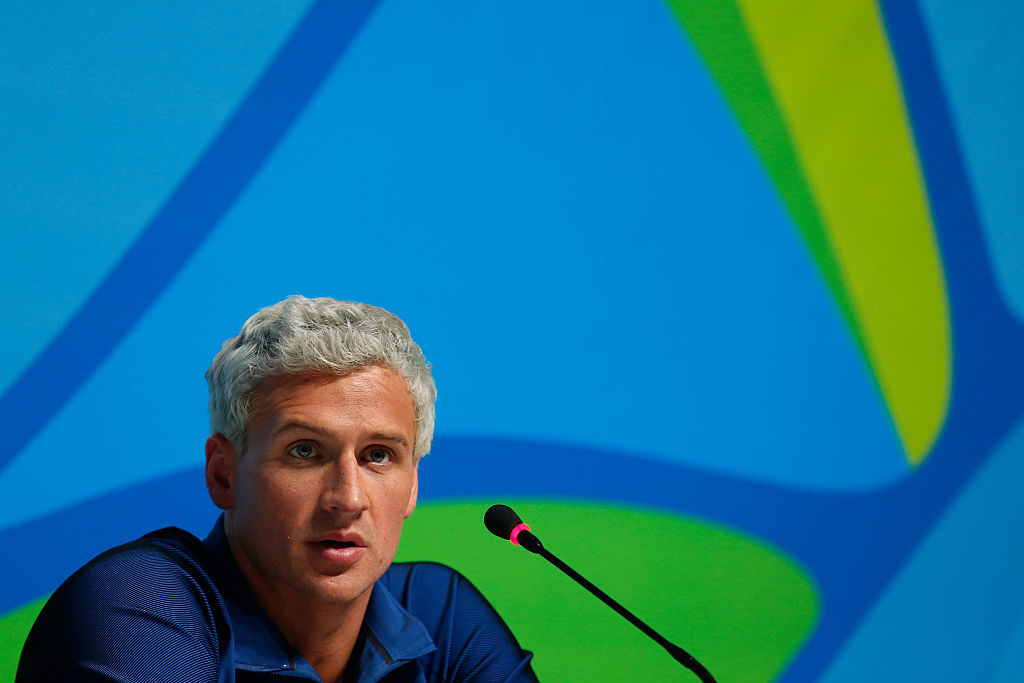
[1,1,1022,680]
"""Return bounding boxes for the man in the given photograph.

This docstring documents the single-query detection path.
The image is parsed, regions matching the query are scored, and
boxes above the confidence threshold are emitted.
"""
[18,296,537,682]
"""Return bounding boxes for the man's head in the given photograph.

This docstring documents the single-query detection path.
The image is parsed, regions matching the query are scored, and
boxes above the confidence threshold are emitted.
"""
[203,296,435,614]
[205,295,436,459]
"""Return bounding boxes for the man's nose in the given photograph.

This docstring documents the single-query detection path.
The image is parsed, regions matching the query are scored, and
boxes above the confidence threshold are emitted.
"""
[320,455,367,514]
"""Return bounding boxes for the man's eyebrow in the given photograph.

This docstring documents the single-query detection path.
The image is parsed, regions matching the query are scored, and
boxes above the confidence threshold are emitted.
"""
[272,420,332,438]
[366,432,411,449]
[272,421,411,449]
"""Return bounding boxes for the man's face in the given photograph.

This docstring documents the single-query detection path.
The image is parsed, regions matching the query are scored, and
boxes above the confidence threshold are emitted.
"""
[206,366,419,612]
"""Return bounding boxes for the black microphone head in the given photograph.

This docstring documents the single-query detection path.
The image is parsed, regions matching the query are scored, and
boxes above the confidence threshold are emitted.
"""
[484,504,523,540]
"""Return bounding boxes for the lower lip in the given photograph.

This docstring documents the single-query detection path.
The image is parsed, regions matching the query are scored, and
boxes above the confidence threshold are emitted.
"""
[309,543,367,565]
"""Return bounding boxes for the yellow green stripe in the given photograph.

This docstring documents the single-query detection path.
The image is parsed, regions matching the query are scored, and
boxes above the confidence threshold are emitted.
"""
[665,0,862,344]
[668,0,951,464]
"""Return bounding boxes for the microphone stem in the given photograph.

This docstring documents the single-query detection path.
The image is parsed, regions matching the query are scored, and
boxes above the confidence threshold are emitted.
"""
[537,546,717,683]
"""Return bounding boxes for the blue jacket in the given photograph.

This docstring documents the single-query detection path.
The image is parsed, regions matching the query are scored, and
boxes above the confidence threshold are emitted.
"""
[17,519,537,682]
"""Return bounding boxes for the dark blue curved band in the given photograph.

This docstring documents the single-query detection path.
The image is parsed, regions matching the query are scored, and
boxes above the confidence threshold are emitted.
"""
[0,0,380,475]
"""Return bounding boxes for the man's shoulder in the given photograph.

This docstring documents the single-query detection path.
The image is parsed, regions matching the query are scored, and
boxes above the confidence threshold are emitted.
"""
[380,561,477,607]
[35,527,224,624]
[379,561,511,634]
[98,526,207,564]
[62,527,214,597]
[376,562,538,682]
[383,560,464,586]
[17,527,231,682]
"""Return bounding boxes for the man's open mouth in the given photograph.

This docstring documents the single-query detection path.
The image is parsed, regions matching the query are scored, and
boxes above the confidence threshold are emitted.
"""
[320,540,357,549]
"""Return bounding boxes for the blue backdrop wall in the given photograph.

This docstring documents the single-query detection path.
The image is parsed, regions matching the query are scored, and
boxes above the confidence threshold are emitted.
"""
[2,1,1022,680]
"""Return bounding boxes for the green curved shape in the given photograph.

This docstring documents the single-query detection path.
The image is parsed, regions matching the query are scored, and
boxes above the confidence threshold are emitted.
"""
[2,502,820,681]
[397,499,819,682]
[666,0,951,465]
[0,596,47,681]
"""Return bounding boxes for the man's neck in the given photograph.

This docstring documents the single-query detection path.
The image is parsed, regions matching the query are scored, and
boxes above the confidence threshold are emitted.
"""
[268,592,370,683]
[225,535,373,683]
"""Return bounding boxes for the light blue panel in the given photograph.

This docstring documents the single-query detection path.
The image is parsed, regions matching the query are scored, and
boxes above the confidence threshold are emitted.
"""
[821,413,1024,682]
[993,612,1024,683]
[236,0,904,489]
[918,2,1024,322]
[0,0,906,531]
[0,1,313,396]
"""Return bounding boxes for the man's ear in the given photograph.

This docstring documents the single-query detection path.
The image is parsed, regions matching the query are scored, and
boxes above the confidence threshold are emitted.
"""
[205,434,238,510]
[404,463,419,519]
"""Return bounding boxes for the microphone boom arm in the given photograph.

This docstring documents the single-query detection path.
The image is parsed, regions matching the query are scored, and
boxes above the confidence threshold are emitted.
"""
[517,528,716,683]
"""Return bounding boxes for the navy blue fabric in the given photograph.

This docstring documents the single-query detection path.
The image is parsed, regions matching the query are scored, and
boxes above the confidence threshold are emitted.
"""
[17,519,537,682]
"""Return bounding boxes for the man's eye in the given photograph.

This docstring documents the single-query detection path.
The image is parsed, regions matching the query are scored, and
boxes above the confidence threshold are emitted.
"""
[366,447,391,464]
[288,443,318,459]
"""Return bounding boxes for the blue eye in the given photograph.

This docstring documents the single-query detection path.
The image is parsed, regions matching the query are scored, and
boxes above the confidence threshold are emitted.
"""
[366,447,391,464]
[288,443,318,459]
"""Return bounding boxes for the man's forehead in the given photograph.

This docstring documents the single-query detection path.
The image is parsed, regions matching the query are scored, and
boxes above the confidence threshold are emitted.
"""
[252,372,342,399]
[252,366,406,400]
[246,368,416,434]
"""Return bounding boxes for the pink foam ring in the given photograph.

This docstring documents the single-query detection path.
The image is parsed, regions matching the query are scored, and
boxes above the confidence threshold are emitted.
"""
[509,523,531,546]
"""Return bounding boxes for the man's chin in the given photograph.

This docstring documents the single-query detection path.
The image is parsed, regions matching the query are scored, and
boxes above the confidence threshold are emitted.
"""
[307,587,373,610]
[299,569,379,606]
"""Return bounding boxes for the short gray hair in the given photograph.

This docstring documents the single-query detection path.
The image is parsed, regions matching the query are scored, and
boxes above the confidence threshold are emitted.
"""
[206,296,436,458]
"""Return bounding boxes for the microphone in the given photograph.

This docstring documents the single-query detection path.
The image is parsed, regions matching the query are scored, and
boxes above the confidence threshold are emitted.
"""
[483,504,543,553]
[484,504,717,683]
